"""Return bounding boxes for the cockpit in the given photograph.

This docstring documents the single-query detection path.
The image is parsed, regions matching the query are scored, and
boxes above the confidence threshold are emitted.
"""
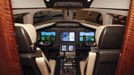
[11,0,129,75]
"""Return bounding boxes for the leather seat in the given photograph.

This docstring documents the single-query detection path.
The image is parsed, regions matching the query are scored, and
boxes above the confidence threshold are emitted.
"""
[80,25,125,75]
[15,23,56,75]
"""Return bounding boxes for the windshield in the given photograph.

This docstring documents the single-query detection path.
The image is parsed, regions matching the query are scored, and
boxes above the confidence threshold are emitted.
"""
[13,9,127,26]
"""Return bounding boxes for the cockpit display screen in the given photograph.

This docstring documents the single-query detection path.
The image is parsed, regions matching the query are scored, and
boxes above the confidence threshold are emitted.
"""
[79,32,95,42]
[40,31,56,42]
[60,32,75,42]
[61,44,67,52]
[68,44,75,52]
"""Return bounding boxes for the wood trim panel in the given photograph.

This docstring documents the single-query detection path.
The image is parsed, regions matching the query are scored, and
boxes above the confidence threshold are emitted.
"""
[0,0,22,75]
[116,0,134,75]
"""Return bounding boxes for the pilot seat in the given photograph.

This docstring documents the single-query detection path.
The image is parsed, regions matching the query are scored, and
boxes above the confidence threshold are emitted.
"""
[80,25,125,75]
[15,23,56,75]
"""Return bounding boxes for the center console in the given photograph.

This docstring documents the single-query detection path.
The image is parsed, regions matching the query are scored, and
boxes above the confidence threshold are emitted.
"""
[59,43,76,75]
[60,57,76,75]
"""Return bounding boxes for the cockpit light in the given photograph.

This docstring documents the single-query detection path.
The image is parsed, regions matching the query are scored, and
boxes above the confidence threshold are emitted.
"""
[46,0,49,2]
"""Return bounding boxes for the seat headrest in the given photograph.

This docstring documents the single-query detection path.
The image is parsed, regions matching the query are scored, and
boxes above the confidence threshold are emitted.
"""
[15,23,36,53]
[95,25,125,49]
[15,23,37,44]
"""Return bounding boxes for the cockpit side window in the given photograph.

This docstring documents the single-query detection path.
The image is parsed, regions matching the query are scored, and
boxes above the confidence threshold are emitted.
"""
[112,14,127,25]
[14,13,26,23]
[75,10,102,24]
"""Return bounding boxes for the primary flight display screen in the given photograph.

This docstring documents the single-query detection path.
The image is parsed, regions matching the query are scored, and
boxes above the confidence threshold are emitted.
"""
[40,31,56,42]
[60,32,75,41]
[79,32,95,42]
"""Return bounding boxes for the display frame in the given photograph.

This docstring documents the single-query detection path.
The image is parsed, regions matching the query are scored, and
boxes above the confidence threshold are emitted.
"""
[60,44,68,52]
[40,31,56,42]
[60,32,75,42]
[79,31,95,43]
[68,44,76,52]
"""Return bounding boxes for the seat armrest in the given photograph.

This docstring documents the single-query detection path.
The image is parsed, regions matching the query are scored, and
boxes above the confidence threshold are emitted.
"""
[20,53,42,66]
[20,53,41,59]
[80,61,86,75]
[49,60,56,75]
[99,50,120,62]
[36,57,50,75]
[86,52,96,75]
[91,47,120,62]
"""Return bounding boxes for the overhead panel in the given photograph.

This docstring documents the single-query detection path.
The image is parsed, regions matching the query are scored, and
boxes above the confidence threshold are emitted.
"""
[43,0,94,8]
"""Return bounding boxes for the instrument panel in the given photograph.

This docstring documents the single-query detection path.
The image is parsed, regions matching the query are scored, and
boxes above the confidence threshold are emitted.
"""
[37,22,95,51]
